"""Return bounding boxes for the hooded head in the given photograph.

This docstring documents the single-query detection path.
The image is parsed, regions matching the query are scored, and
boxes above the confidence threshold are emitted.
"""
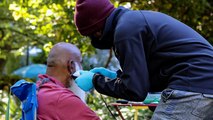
[74,0,115,36]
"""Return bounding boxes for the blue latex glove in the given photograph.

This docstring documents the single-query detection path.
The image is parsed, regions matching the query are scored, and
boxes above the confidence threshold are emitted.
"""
[90,67,117,79]
[75,70,95,92]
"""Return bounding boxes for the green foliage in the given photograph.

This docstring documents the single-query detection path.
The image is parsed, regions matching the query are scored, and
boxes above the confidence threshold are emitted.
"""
[0,90,22,120]
[0,0,95,74]
[0,75,24,120]
[0,75,21,89]
[31,49,47,64]
[6,0,94,53]
[87,93,118,119]
[121,0,213,44]
[0,0,212,119]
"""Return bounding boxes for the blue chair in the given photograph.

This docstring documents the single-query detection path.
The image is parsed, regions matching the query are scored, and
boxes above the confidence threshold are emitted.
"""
[11,79,38,120]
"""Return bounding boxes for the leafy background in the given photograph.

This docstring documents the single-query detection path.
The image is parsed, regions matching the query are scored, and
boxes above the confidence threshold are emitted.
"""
[0,0,212,119]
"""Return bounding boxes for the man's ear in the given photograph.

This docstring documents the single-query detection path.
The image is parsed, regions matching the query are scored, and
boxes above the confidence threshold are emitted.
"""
[68,60,75,75]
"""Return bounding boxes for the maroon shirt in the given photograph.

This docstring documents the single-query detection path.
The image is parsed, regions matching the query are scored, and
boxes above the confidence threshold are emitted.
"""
[36,74,100,120]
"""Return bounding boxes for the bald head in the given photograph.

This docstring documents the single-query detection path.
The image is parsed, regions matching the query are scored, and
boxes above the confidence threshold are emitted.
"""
[46,42,82,87]
[47,42,82,68]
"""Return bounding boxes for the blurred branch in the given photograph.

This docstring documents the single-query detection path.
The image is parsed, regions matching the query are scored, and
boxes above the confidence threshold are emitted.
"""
[0,17,14,21]
[0,26,46,45]
[118,0,135,4]
[0,28,4,41]
[104,48,113,68]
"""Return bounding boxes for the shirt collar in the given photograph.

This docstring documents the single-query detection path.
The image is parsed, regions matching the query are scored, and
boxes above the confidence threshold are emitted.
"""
[38,74,65,88]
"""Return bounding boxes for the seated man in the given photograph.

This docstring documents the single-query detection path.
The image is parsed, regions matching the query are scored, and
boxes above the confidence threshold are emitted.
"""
[36,42,100,120]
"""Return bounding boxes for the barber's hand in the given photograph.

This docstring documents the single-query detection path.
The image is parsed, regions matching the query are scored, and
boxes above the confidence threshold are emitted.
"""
[90,67,117,79]
[75,70,95,92]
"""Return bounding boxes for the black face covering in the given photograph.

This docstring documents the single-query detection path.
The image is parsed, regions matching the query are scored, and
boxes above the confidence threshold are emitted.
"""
[89,35,113,49]
[89,7,126,50]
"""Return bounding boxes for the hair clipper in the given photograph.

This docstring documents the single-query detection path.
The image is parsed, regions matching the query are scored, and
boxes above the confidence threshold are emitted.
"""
[72,70,80,80]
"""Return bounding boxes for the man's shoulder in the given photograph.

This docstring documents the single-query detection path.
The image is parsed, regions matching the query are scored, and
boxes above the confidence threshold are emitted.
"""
[56,89,81,102]
[38,83,77,99]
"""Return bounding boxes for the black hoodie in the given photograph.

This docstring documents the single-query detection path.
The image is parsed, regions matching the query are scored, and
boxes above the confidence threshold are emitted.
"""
[92,7,213,101]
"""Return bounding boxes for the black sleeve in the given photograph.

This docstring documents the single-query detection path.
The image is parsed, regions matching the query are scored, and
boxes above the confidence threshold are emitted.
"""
[93,38,150,101]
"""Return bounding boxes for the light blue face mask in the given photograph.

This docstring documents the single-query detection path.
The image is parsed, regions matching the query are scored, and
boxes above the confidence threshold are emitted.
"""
[10,79,38,120]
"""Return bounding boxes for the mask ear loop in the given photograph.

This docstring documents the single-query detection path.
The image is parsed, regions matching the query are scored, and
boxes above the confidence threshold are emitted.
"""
[74,62,80,71]
[71,62,81,79]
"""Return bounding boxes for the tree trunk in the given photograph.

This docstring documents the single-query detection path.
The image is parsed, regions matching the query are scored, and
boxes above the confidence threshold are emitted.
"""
[0,58,6,74]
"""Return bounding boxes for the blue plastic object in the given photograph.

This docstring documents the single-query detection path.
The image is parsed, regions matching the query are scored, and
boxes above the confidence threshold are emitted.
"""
[12,64,46,80]
[11,79,38,120]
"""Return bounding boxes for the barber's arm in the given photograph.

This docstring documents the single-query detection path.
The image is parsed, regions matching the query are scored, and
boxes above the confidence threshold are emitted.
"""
[93,40,149,101]
[75,39,149,101]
